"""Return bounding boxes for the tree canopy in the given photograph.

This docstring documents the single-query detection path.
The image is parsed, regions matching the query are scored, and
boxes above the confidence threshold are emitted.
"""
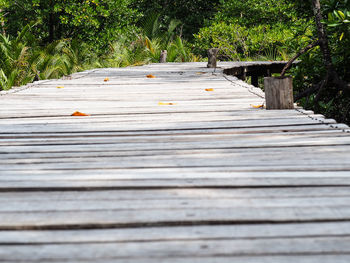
[2,0,138,46]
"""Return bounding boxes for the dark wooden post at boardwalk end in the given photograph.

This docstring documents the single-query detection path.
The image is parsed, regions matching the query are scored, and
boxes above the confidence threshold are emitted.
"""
[264,76,294,109]
[207,48,219,68]
[251,74,259,87]
[159,50,167,63]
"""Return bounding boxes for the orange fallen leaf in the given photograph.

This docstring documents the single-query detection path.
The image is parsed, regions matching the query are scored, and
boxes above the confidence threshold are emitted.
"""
[158,102,177,106]
[56,86,64,89]
[250,104,264,109]
[205,88,214,91]
[71,111,90,116]
[146,74,156,78]
[104,78,109,82]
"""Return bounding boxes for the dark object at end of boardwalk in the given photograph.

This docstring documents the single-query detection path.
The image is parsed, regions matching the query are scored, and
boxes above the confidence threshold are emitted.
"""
[160,50,167,63]
[207,48,219,68]
[264,76,294,110]
[33,71,40,81]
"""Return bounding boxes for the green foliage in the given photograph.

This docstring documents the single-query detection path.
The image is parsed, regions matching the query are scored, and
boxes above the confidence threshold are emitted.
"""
[2,0,139,47]
[132,0,220,38]
[99,19,199,67]
[293,0,350,124]
[193,22,298,60]
[0,24,34,89]
[0,25,98,90]
[0,14,199,90]
[216,0,301,26]
[192,0,314,61]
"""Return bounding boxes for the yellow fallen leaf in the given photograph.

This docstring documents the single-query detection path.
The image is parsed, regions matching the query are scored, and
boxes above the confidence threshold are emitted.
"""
[158,102,177,106]
[71,111,90,116]
[196,72,206,75]
[56,86,64,89]
[205,88,214,91]
[104,78,109,82]
[250,104,264,109]
[146,74,156,78]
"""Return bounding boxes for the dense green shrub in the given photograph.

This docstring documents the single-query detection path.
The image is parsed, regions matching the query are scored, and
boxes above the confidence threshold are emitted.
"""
[192,0,313,60]
[193,22,298,60]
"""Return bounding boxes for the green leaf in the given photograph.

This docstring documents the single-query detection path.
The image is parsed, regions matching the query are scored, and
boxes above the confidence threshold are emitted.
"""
[337,10,345,20]
[327,23,341,27]
[333,10,341,19]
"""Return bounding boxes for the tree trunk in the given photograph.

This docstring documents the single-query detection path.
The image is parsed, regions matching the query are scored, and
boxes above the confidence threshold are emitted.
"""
[48,12,55,42]
[281,40,319,76]
[310,0,350,93]
[47,0,55,42]
[311,0,333,72]
[0,9,5,35]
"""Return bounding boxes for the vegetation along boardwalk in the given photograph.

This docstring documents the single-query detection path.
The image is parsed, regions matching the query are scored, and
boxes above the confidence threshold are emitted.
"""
[1,62,350,262]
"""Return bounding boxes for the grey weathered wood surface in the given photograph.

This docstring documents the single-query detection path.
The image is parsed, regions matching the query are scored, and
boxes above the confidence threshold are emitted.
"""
[1,62,350,262]
[264,76,294,109]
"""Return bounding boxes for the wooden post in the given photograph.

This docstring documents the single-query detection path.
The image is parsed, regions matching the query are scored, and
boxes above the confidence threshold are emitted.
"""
[264,76,294,110]
[207,48,219,68]
[251,74,259,87]
[159,50,167,63]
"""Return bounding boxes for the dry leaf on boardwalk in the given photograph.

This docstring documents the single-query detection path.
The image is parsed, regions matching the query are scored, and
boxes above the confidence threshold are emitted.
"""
[250,104,265,109]
[158,102,177,106]
[56,86,64,89]
[104,78,110,82]
[146,74,156,78]
[196,72,206,75]
[205,88,214,91]
[71,111,91,116]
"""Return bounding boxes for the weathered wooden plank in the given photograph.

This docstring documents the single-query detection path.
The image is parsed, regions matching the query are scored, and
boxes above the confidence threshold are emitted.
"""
[0,187,349,201]
[0,131,347,148]
[2,197,350,213]
[2,206,350,229]
[0,115,329,128]
[2,144,349,163]
[1,163,350,172]
[2,255,347,263]
[1,176,350,189]
[0,154,349,171]
[2,138,350,159]
[1,151,349,169]
[0,125,344,140]
[2,119,335,134]
[0,110,320,123]
[1,222,349,243]
[1,237,350,261]
[0,108,308,118]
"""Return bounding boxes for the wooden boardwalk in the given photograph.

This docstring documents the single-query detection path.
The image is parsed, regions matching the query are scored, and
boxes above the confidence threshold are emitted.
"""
[1,62,350,262]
